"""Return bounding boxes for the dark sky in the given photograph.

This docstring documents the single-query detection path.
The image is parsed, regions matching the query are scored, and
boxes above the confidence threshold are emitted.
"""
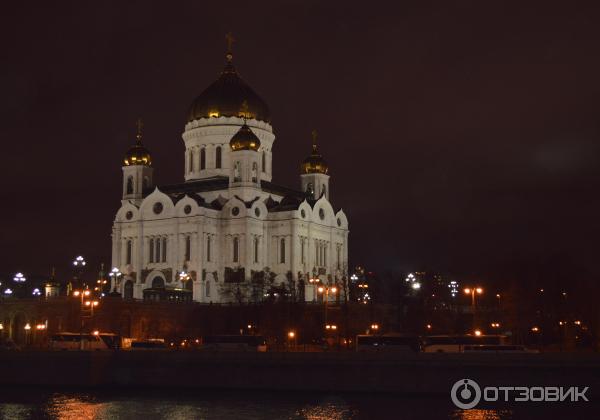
[2,1,600,286]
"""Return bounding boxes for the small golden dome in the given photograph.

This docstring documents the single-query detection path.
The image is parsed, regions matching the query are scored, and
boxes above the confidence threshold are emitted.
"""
[301,130,328,174]
[230,122,261,152]
[123,120,152,166]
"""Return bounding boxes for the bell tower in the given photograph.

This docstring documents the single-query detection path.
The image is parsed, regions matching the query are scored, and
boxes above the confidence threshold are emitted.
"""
[300,130,330,200]
[122,119,153,205]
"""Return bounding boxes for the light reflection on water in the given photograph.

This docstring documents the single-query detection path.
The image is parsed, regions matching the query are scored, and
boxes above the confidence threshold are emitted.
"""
[0,390,594,419]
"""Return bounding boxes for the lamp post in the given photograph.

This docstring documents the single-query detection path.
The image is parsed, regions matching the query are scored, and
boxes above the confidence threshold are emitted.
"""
[308,268,320,302]
[464,287,483,331]
[109,267,122,294]
[72,256,87,290]
[12,272,26,299]
[317,285,338,326]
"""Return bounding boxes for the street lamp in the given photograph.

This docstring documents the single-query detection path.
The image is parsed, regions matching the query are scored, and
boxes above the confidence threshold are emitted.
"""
[13,273,26,283]
[464,287,483,307]
[308,269,320,302]
[109,267,122,293]
[179,271,191,289]
[317,285,338,325]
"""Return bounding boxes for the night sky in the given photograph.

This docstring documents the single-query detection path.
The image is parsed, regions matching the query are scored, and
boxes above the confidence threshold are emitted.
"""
[2,1,600,287]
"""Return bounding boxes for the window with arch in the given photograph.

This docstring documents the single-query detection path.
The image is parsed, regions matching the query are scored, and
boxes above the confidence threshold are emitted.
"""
[162,238,167,262]
[206,281,211,297]
[322,184,327,197]
[306,182,314,197]
[337,245,341,270]
[155,238,161,263]
[143,176,150,190]
[206,235,211,262]
[301,238,305,264]
[254,237,259,263]
[149,238,154,263]
[126,176,134,195]
[126,240,132,265]
[280,238,286,264]
[233,237,239,263]
[185,236,191,261]
[200,148,206,170]
[215,146,222,169]
[234,161,241,182]
[262,151,266,172]
[315,241,321,265]
[252,162,258,183]
[189,150,195,172]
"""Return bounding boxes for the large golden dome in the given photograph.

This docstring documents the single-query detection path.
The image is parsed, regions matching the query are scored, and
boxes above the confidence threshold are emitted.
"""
[230,122,261,151]
[301,131,328,174]
[187,55,270,123]
[123,121,152,166]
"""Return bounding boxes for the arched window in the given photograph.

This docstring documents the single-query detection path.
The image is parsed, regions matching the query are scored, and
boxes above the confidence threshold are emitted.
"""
[126,240,132,265]
[185,236,191,261]
[262,151,266,172]
[143,176,150,190]
[200,148,206,170]
[215,146,222,169]
[234,161,241,182]
[126,176,134,195]
[322,184,327,197]
[233,237,239,263]
[162,237,167,262]
[189,150,195,172]
[206,236,211,262]
[337,245,341,270]
[155,238,161,263]
[252,162,258,183]
[301,238,305,264]
[152,277,165,288]
[306,183,314,197]
[254,237,259,263]
[280,238,286,264]
[149,238,154,263]
[206,281,211,297]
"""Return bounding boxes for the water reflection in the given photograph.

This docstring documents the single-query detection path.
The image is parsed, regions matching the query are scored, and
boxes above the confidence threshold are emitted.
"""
[0,391,595,419]
[450,408,513,420]
[46,395,105,420]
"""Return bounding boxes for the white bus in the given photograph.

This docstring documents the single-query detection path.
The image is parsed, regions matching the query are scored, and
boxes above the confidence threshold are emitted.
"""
[422,335,508,353]
[50,332,121,350]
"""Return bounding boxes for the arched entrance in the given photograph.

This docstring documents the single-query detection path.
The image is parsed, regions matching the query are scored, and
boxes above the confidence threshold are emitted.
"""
[151,277,165,288]
[123,280,134,299]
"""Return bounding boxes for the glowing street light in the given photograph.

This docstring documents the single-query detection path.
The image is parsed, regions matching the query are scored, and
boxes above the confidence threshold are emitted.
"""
[109,267,122,293]
[474,330,482,336]
[13,272,26,283]
[288,331,295,339]
[73,256,86,267]
[531,326,540,333]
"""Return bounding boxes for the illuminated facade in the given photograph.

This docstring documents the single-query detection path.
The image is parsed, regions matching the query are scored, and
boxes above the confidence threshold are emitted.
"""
[111,49,349,303]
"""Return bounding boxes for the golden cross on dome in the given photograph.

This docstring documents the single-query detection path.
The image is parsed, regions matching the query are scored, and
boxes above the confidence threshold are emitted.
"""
[225,32,235,60]
[311,129,318,151]
[136,118,143,141]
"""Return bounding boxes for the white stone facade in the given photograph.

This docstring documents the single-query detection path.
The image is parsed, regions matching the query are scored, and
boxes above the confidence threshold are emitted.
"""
[112,87,349,304]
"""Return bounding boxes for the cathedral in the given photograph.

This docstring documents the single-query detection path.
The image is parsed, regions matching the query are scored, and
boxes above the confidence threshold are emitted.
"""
[111,45,349,303]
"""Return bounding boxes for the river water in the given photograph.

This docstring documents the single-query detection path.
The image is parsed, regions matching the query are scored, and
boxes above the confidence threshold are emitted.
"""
[0,389,595,419]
